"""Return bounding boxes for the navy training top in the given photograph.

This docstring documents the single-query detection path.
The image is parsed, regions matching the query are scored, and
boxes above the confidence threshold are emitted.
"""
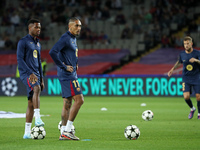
[49,31,78,80]
[17,34,43,81]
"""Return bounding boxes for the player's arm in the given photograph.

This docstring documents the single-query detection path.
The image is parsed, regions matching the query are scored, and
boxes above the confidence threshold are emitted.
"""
[189,58,200,64]
[168,60,181,77]
[38,49,45,91]
[17,40,36,81]
[76,64,78,71]
[49,38,68,71]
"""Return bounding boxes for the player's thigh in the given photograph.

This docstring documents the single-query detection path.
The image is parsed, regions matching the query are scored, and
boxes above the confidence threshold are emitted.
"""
[182,82,192,99]
[22,77,40,99]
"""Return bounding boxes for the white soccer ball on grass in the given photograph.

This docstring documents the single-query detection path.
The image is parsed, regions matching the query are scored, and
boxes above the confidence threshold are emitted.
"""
[31,126,46,139]
[124,125,140,140]
[142,110,154,121]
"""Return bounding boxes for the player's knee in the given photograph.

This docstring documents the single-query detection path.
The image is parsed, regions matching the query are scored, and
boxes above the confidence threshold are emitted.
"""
[79,95,84,105]
[28,100,33,108]
[79,98,84,105]
[33,85,41,93]
[183,93,190,100]
[76,96,84,106]
[184,96,190,100]
[64,98,72,109]
[196,94,200,100]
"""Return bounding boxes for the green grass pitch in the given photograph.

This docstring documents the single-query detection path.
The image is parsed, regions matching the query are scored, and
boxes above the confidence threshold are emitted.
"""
[0,96,199,150]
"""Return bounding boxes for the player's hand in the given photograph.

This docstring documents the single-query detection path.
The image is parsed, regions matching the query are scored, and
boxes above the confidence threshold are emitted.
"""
[168,69,173,77]
[76,65,78,71]
[189,58,197,63]
[40,79,45,91]
[63,62,73,72]
[29,73,38,84]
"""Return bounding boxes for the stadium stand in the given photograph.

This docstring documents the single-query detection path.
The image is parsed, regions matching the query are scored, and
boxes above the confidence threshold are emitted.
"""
[0,0,200,76]
[110,48,183,75]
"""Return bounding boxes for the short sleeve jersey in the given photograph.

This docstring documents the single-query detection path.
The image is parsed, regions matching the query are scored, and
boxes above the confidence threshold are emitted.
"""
[178,49,200,84]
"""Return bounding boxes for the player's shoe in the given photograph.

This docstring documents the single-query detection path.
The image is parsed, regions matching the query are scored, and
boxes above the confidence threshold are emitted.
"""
[59,131,79,140]
[23,133,31,139]
[35,118,45,126]
[198,115,200,119]
[188,109,196,119]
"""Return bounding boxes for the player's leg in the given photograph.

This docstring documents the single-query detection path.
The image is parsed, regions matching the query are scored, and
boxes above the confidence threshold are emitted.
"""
[59,79,83,140]
[195,94,200,119]
[23,98,34,139]
[184,92,196,119]
[22,79,34,139]
[60,97,72,134]
[183,83,196,119]
[193,84,200,119]
[68,94,84,122]
[32,84,44,126]
[60,95,83,140]
[65,94,84,132]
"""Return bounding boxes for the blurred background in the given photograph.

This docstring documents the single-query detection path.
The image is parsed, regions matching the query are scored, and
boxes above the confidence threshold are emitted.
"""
[0,0,199,78]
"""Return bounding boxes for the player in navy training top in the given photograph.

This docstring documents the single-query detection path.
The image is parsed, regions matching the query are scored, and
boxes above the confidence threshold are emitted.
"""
[17,19,45,139]
[49,17,83,140]
[168,36,200,119]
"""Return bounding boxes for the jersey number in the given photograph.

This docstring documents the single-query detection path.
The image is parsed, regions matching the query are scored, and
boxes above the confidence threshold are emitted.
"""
[72,80,80,88]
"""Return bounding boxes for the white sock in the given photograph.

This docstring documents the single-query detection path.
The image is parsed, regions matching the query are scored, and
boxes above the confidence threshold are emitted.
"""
[34,109,40,120]
[198,113,200,116]
[61,126,66,134]
[24,122,32,135]
[65,120,73,132]
[191,106,196,111]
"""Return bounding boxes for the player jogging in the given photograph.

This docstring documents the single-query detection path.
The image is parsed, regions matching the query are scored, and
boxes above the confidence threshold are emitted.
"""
[17,19,45,139]
[49,17,84,140]
[168,36,200,119]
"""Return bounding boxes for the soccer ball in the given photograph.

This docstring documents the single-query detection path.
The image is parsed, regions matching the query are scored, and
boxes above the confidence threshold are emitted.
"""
[31,126,46,139]
[58,121,75,134]
[1,77,18,96]
[124,125,140,140]
[142,110,154,121]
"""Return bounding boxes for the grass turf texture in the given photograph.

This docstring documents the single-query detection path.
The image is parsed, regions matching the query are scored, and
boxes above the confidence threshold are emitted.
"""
[0,96,199,150]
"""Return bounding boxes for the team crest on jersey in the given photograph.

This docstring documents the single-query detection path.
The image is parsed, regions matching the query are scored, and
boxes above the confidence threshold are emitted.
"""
[186,64,193,71]
[33,50,38,58]
[76,87,80,92]
[30,42,33,44]
[37,42,40,47]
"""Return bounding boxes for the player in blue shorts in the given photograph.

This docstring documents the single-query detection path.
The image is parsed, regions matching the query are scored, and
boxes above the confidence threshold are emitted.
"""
[49,17,84,140]
[17,19,45,139]
[168,36,200,119]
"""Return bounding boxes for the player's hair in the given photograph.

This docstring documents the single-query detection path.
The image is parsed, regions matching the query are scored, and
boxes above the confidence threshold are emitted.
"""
[27,19,40,26]
[68,17,80,24]
[184,36,192,42]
